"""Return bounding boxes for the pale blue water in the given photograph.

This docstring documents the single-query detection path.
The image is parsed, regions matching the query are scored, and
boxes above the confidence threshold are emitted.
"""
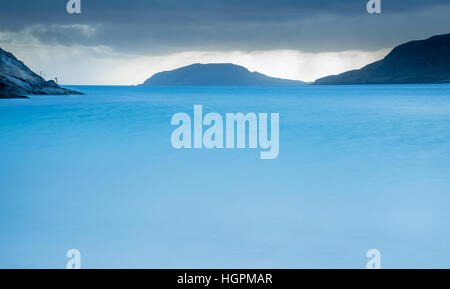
[1,84,450,268]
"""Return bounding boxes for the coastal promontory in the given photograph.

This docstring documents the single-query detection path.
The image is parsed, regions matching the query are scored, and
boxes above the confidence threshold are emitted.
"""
[0,47,82,98]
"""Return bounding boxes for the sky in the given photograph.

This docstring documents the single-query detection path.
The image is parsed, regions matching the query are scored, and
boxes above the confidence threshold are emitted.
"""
[0,0,449,84]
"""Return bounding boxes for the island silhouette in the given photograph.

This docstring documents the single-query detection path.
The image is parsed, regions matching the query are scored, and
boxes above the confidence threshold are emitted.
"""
[141,63,306,86]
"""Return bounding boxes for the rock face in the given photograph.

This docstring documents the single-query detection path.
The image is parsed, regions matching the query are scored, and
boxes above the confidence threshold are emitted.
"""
[0,47,82,98]
[142,63,306,86]
[315,33,450,85]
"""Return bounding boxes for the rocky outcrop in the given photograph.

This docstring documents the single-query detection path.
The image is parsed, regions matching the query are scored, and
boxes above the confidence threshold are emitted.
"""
[0,47,82,98]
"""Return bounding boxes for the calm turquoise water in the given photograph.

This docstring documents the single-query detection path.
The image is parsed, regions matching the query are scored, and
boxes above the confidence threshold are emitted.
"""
[1,84,450,268]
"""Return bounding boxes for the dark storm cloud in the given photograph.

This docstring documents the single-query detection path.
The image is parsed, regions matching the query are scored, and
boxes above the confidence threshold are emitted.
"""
[0,0,449,53]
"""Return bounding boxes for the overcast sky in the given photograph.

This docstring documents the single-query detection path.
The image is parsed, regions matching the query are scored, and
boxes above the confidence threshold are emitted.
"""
[0,0,449,84]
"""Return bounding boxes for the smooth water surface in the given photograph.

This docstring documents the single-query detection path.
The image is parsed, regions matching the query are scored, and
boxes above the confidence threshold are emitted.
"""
[1,84,450,268]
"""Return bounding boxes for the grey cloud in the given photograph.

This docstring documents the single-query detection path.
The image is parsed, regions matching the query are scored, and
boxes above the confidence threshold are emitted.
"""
[27,24,98,47]
[0,0,449,54]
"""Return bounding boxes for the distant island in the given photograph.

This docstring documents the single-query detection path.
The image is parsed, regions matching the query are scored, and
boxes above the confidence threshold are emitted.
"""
[0,48,82,99]
[141,63,306,86]
[315,33,450,85]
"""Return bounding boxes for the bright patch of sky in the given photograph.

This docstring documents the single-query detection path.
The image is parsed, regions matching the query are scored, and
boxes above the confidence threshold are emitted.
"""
[1,30,389,85]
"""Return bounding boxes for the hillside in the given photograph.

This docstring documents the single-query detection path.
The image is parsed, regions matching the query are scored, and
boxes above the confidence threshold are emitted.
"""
[315,33,450,85]
[0,47,82,98]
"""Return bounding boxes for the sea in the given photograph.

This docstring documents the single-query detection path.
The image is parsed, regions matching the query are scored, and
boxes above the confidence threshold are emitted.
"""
[1,84,450,268]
